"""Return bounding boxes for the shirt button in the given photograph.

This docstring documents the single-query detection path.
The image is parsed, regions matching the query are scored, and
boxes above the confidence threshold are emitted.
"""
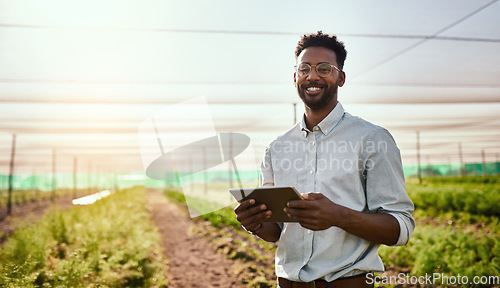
[309,170,314,174]
[307,230,312,234]
[312,142,316,146]
[314,126,319,131]
[325,129,328,133]
[303,261,307,265]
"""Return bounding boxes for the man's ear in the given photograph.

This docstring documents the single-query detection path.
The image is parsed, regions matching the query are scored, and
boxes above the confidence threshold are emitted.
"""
[293,72,297,86]
[338,71,346,87]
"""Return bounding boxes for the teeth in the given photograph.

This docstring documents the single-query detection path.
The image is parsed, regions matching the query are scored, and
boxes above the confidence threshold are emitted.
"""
[306,87,322,91]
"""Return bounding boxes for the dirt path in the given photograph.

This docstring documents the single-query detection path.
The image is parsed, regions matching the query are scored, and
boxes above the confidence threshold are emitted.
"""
[0,194,77,244]
[147,189,244,288]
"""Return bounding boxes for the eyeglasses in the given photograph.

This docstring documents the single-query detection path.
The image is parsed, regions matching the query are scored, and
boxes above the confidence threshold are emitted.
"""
[294,62,341,77]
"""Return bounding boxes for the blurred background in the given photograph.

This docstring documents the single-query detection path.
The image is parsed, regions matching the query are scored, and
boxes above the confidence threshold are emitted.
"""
[1,0,499,194]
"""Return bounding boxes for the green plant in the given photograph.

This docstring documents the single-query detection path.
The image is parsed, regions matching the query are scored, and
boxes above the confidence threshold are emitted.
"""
[0,187,168,287]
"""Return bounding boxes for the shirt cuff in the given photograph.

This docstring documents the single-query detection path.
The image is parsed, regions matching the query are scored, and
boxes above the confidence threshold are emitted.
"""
[385,211,415,246]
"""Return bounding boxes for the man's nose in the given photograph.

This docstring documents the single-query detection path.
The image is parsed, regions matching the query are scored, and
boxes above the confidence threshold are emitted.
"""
[307,67,320,81]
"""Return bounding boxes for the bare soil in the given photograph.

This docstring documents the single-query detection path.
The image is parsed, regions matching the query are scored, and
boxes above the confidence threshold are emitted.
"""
[146,189,245,288]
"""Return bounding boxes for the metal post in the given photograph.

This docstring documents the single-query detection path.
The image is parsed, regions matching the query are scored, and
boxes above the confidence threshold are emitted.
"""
[7,134,16,215]
[496,153,499,175]
[73,157,77,198]
[203,147,208,195]
[52,148,56,201]
[88,160,91,193]
[33,168,40,204]
[416,131,421,183]
[459,142,464,177]
[228,132,233,188]
[481,149,486,176]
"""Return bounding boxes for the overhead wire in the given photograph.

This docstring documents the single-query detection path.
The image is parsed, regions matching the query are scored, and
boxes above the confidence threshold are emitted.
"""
[351,0,500,79]
[0,23,499,43]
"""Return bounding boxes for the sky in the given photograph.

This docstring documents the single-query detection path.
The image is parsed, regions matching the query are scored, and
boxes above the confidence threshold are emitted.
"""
[0,0,499,180]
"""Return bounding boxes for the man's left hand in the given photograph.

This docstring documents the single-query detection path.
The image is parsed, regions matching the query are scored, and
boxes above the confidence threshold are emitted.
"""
[284,192,342,230]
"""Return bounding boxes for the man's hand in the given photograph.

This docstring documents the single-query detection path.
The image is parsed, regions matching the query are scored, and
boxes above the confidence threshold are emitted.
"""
[234,199,272,233]
[284,192,340,230]
[284,192,401,245]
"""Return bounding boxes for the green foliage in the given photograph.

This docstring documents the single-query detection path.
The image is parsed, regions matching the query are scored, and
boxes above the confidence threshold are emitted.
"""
[165,182,500,288]
[164,189,186,204]
[0,187,167,288]
[423,175,500,184]
[164,189,242,230]
[379,225,499,287]
[407,181,500,216]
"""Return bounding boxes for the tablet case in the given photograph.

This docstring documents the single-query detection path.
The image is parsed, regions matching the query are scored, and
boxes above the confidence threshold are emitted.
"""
[229,186,303,222]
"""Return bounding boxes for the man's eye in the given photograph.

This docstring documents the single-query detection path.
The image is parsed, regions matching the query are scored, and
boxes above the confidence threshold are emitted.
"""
[317,66,331,74]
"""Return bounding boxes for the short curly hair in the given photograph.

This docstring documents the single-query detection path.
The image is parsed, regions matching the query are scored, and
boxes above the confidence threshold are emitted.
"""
[295,31,347,70]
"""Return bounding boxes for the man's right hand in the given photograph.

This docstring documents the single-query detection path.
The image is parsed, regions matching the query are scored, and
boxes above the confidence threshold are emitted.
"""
[234,199,272,234]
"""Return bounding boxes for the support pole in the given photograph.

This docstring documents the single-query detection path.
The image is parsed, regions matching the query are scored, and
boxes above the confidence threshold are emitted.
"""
[52,148,56,201]
[416,131,421,183]
[481,149,486,176]
[496,153,499,175]
[7,134,16,215]
[73,157,77,198]
[203,147,208,195]
[88,160,91,193]
[228,132,233,188]
[459,142,464,177]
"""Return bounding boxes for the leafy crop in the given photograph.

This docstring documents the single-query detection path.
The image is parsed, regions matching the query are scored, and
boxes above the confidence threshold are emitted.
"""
[379,225,499,287]
[407,181,500,216]
[0,187,167,288]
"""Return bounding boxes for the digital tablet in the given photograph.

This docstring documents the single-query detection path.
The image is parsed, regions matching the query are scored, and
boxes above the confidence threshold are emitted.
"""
[230,186,303,222]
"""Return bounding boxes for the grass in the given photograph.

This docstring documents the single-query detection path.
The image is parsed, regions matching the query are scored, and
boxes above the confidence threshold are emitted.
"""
[0,186,168,288]
[407,181,500,216]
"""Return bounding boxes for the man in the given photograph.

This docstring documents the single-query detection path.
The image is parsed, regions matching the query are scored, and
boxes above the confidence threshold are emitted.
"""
[234,31,415,288]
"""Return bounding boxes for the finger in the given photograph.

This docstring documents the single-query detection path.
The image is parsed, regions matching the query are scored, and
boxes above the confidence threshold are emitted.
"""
[302,192,324,200]
[287,199,314,209]
[284,207,310,218]
[237,204,270,223]
[239,210,272,228]
[234,199,257,213]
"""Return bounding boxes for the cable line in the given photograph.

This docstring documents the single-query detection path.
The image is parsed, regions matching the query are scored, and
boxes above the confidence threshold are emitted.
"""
[352,0,499,79]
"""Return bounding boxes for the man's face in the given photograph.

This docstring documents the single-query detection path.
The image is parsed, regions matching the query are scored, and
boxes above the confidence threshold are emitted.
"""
[294,46,345,111]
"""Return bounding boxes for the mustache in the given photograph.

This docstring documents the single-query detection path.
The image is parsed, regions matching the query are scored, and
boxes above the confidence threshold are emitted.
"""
[302,82,326,88]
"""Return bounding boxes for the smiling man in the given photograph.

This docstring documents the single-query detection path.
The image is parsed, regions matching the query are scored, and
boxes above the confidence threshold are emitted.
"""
[234,31,415,288]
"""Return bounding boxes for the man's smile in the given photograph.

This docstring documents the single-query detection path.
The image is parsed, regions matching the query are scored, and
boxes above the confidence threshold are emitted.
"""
[303,84,325,96]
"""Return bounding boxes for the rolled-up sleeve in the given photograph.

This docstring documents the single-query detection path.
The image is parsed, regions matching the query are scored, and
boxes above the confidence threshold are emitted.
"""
[260,145,275,187]
[365,128,415,246]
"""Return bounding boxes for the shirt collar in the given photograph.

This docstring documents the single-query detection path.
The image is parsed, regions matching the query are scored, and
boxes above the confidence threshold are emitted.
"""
[300,102,345,137]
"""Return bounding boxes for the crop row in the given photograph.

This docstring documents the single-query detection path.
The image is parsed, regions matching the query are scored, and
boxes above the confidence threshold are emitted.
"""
[0,186,168,288]
[164,177,500,288]
[407,181,500,216]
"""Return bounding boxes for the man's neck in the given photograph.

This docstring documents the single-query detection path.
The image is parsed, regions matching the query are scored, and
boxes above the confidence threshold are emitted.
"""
[304,101,337,130]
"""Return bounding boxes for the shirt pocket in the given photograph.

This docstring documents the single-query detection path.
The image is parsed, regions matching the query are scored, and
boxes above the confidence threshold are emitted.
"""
[272,157,305,184]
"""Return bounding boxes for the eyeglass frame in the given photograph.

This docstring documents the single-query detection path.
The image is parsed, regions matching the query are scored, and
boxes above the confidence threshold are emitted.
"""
[294,62,342,78]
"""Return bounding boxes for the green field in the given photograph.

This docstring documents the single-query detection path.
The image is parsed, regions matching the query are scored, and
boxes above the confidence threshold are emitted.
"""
[0,187,168,288]
[165,176,500,288]
[1,176,498,287]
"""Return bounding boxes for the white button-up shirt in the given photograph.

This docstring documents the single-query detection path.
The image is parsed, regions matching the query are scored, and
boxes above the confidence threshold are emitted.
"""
[260,102,415,282]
